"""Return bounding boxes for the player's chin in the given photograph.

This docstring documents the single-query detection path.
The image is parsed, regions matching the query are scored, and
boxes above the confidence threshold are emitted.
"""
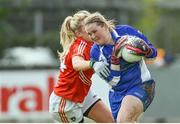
[96,40,105,45]
[102,39,110,45]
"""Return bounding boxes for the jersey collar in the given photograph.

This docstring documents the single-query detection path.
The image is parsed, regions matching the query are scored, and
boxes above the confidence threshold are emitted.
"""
[111,29,121,43]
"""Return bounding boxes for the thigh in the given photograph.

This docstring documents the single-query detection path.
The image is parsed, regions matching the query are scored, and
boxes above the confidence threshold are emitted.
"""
[83,89,114,122]
[82,88,101,115]
[49,91,83,123]
[117,95,143,122]
[86,100,114,122]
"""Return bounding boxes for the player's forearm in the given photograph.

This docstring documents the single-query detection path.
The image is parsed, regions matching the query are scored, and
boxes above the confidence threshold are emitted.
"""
[74,60,91,71]
[72,56,91,71]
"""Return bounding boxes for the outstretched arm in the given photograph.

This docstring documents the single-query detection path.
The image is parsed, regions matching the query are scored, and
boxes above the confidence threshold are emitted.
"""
[72,56,91,71]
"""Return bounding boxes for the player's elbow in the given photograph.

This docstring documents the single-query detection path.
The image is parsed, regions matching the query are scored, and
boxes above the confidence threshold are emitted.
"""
[73,64,81,71]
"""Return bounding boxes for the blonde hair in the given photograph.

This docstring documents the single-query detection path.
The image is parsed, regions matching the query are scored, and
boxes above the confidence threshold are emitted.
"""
[58,10,91,60]
[84,12,115,31]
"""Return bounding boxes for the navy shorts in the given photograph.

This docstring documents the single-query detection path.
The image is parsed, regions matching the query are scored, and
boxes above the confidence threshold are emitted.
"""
[109,80,155,120]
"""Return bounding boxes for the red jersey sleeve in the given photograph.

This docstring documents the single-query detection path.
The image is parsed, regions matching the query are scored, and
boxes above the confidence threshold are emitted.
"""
[71,38,93,60]
[54,38,94,103]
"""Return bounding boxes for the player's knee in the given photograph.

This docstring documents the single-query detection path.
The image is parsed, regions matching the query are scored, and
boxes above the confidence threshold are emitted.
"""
[117,105,140,123]
[117,111,136,123]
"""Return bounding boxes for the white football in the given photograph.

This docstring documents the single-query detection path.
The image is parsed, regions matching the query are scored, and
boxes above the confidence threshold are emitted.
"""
[121,46,143,63]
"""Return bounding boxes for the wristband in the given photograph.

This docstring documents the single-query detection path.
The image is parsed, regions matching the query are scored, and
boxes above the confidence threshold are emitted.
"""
[89,60,95,68]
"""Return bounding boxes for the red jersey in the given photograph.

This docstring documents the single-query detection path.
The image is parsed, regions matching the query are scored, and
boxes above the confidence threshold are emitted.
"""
[54,38,94,103]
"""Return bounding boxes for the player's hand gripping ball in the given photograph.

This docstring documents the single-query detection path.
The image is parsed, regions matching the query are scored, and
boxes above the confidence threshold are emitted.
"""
[114,35,145,63]
[121,45,143,63]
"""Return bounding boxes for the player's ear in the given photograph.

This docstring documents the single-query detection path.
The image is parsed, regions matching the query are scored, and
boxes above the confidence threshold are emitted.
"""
[75,31,81,37]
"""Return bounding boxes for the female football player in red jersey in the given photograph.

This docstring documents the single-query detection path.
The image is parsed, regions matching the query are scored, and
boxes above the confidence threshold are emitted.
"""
[49,10,114,123]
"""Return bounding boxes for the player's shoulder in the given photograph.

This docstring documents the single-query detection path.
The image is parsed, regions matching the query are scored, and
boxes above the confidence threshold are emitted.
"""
[115,24,137,31]
[72,38,86,48]
[74,38,86,45]
[75,38,93,47]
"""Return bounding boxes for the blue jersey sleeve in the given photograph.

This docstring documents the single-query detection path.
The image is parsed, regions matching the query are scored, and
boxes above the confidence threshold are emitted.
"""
[90,44,100,61]
[113,25,157,59]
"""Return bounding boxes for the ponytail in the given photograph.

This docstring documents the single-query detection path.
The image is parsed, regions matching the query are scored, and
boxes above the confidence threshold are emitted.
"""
[59,16,76,60]
[58,10,91,60]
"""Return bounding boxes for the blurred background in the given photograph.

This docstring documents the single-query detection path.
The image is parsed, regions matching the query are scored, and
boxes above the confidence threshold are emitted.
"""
[0,0,180,122]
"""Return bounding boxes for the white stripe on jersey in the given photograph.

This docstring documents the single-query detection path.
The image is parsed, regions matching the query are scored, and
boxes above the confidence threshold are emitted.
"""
[99,46,108,62]
[79,71,91,86]
[78,40,87,56]
[112,29,120,38]
[140,59,151,82]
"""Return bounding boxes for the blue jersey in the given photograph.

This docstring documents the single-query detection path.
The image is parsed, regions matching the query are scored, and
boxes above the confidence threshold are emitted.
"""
[91,25,157,91]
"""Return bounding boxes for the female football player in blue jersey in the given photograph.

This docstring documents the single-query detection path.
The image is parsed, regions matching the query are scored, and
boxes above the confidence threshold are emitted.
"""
[85,12,157,123]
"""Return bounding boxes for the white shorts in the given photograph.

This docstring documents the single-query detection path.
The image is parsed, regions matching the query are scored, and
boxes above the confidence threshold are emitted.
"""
[83,88,101,115]
[49,88,100,122]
